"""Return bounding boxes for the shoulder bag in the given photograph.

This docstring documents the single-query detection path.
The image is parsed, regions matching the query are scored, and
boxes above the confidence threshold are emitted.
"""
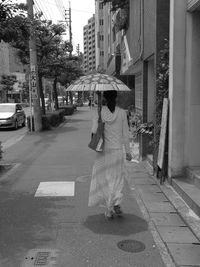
[88,105,104,152]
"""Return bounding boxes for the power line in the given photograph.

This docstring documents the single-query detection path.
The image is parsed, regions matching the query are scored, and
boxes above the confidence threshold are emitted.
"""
[54,0,65,20]
[34,0,48,20]
[71,9,94,14]
[39,0,52,20]
[36,0,51,20]
[35,0,94,14]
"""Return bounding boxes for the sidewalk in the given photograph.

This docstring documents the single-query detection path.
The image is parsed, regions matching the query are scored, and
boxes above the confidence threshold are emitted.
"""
[0,106,200,267]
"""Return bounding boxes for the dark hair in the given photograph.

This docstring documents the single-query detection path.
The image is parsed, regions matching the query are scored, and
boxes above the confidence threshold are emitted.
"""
[103,90,117,113]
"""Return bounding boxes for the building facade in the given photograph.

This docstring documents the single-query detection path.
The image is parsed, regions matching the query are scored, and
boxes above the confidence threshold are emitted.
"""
[95,0,105,72]
[95,0,135,109]
[100,0,169,162]
[83,15,96,74]
[169,0,200,177]
[0,41,26,102]
[121,0,169,162]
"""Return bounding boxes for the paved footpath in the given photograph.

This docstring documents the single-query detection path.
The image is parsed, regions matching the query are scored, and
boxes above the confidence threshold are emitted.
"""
[0,106,200,267]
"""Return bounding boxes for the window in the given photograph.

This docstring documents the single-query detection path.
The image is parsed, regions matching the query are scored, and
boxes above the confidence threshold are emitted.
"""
[99,19,104,26]
[100,51,104,56]
[100,35,104,41]
[99,2,103,9]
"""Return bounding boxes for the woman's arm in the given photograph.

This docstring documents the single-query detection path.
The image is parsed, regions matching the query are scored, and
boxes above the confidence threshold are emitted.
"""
[122,110,132,161]
[91,108,98,134]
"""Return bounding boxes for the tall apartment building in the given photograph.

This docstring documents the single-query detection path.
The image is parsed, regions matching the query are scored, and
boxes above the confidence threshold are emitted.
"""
[83,15,96,74]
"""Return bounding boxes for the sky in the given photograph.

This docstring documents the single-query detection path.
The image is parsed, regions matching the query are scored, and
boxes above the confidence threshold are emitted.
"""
[18,0,95,53]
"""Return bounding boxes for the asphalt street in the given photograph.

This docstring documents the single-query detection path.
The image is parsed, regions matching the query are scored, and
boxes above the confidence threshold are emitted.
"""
[0,106,197,267]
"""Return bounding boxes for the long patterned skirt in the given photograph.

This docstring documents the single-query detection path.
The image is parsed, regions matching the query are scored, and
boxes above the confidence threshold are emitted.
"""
[88,148,126,211]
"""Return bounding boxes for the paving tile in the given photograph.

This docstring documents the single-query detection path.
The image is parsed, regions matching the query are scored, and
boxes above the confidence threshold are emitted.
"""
[157,226,199,243]
[130,173,151,179]
[138,185,162,193]
[145,201,176,212]
[150,212,186,226]
[140,192,168,202]
[150,213,186,226]
[167,243,200,266]
[133,178,157,185]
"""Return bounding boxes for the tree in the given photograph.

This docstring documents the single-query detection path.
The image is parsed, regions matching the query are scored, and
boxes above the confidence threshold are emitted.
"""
[102,0,129,11]
[43,42,82,110]
[0,0,29,43]
[12,13,83,113]
[58,59,83,105]
[101,0,129,32]
[13,16,66,113]
[0,74,16,102]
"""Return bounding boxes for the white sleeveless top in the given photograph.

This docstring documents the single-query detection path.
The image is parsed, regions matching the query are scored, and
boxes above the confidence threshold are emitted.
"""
[91,106,130,153]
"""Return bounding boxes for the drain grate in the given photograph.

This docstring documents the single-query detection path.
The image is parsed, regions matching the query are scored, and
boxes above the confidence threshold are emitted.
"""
[22,249,58,267]
[34,252,50,265]
[117,240,145,253]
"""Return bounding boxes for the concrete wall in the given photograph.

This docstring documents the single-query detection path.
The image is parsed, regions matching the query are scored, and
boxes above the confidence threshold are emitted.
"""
[127,0,142,62]
[144,0,156,58]
[168,0,187,177]
[185,11,200,166]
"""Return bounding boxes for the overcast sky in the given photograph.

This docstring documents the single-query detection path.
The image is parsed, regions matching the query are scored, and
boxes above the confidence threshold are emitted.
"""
[18,0,95,53]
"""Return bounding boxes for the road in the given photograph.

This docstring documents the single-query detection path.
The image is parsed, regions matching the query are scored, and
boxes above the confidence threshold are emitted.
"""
[0,107,31,150]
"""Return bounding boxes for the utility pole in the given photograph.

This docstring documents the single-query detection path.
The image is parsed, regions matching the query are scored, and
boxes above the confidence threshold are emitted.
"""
[76,44,80,56]
[69,2,72,56]
[64,1,73,104]
[27,0,42,131]
[64,1,73,56]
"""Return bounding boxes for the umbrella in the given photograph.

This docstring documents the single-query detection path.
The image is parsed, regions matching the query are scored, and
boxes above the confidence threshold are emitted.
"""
[65,73,131,92]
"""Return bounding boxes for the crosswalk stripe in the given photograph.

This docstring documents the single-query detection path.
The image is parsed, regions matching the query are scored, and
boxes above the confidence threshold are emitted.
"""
[35,181,75,197]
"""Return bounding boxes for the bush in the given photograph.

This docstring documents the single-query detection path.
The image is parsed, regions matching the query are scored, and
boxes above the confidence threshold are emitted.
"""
[58,105,75,115]
[27,109,65,131]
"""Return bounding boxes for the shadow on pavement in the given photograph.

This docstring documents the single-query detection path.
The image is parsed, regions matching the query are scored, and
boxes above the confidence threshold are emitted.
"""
[83,213,148,236]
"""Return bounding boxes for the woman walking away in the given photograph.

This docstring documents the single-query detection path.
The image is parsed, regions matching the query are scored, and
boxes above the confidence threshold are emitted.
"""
[88,90,132,219]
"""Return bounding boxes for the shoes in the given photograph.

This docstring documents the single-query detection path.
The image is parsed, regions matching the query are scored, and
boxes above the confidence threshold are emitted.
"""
[104,210,114,220]
[113,205,123,216]
[104,205,123,220]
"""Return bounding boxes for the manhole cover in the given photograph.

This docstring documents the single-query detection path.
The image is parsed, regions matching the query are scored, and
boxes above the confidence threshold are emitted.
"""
[117,240,145,253]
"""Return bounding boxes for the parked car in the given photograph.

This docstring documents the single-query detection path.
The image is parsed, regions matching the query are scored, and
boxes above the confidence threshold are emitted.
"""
[0,103,26,129]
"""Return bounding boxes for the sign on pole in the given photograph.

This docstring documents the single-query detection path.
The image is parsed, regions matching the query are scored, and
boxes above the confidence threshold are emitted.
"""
[30,65,38,99]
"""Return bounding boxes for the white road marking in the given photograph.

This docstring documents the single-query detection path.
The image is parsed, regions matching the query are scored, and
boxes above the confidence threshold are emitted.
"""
[35,181,75,197]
